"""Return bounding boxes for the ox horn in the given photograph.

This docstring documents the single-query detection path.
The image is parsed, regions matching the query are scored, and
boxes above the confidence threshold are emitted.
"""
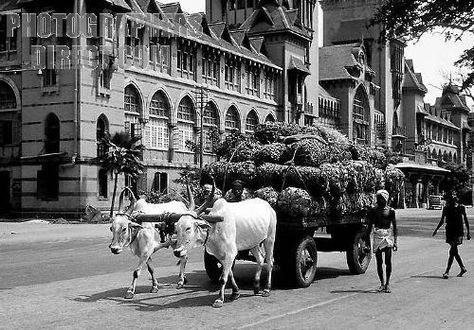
[118,187,137,212]
[186,179,195,211]
[196,179,216,215]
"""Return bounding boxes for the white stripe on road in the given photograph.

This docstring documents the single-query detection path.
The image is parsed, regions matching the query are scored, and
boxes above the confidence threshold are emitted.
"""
[238,258,474,329]
[237,293,360,329]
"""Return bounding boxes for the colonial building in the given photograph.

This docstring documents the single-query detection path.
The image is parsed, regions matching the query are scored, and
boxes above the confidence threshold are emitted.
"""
[0,0,286,216]
[321,0,404,148]
[319,42,378,145]
[396,60,472,208]
[0,0,333,216]
[1,0,470,216]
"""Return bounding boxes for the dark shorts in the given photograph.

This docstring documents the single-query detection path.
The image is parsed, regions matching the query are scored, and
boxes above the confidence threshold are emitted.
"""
[446,236,463,245]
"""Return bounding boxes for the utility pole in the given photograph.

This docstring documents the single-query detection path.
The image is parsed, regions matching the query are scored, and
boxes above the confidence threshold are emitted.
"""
[194,86,208,172]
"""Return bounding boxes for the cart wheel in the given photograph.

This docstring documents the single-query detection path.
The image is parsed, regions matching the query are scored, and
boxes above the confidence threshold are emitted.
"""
[293,236,318,288]
[346,228,372,274]
[204,250,222,283]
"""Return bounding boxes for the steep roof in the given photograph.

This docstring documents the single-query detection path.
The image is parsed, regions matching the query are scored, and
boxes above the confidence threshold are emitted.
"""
[403,59,428,94]
[319,43,375,81]
[240,1,310,40]
[437,84,470,113]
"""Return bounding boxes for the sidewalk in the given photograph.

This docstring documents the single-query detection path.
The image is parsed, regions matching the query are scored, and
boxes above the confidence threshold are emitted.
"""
[0,221,110,245]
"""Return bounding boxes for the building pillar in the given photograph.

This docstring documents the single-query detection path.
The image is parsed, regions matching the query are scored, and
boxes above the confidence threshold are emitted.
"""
[170,37,178,77]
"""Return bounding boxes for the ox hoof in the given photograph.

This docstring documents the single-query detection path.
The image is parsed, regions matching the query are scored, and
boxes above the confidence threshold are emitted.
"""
[212,299,224,308]
[124,290,135,299]
[150,286,159,293]
[262,290,271,298]
[230,292,241,301]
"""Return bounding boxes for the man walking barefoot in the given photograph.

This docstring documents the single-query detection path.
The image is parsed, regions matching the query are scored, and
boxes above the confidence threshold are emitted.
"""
[366,190,398,293]
[433,191,471,279]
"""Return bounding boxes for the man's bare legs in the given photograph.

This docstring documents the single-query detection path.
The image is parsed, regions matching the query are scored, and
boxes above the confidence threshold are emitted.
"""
[375,248,392,292]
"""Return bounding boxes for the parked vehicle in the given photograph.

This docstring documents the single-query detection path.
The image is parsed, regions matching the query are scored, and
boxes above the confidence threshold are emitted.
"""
[428,195,443,210]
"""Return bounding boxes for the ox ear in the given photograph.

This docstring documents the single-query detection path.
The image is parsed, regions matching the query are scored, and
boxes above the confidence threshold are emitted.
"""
[194,219,211,230]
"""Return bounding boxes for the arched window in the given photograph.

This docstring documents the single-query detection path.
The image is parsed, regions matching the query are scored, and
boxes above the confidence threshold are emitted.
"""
[246,110,259,133]
[124,85,142,138]
[96,115,109,157]
[44,113,60,153]
[0,81,17,110]
[265,114,275,122]
[177,96,195,151]
[225,106,240,133]
[148,91,170,149]
[203,102,219,153]
[352,86,370,144]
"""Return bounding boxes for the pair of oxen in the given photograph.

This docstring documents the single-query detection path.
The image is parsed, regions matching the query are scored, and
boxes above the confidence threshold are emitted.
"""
[108,184,277,308]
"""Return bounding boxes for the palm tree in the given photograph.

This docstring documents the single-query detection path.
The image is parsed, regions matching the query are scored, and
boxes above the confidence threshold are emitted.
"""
[95,131,144,217]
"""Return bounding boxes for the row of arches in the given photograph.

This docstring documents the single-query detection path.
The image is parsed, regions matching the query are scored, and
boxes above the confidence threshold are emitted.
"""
[124,84,275,151]
[428,148,457,163]
[124,84,275,130]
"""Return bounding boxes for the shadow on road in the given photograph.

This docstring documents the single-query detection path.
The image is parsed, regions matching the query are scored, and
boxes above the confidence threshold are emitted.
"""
[411,275,445,280]
[330,289,379,294]
[72,270,261,310]
[314,267,352,280]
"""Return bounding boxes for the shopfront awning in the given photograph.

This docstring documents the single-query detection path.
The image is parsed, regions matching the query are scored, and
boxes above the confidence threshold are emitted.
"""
[395,162,450,174]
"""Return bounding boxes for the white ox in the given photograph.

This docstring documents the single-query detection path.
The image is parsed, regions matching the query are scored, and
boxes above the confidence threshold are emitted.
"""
[109,187,192,299]
[173,196,277,308]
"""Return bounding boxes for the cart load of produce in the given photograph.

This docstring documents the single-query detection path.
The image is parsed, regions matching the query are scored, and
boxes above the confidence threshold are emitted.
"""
[204,122,404,220]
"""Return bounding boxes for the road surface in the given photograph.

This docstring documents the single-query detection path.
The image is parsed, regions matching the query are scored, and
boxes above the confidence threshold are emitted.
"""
[1,209,473,329]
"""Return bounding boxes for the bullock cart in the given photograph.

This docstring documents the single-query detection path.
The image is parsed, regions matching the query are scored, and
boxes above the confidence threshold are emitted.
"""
[204,211,371,288]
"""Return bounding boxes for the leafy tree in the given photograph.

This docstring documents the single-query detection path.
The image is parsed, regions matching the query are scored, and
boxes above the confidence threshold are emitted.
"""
[95,131,144,217]
[373,0,474,96]
[440,162,472,204]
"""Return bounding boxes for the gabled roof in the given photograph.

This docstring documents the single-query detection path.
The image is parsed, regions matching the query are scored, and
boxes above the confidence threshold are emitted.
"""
[436,84,470,113]
[249,37,265,53]
[319,43,375,81]
[403,59,428,94]
[240,1,310,39]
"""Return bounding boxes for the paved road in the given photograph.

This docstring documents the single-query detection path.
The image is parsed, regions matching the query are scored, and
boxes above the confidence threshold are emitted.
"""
[1,209,473,329]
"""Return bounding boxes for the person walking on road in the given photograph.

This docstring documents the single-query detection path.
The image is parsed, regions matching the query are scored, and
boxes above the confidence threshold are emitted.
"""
[433,191,471,279]
[366,189,398,293]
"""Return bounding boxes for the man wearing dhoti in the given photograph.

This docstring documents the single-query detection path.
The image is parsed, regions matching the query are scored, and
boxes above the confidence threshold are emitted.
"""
[366,190,398,293]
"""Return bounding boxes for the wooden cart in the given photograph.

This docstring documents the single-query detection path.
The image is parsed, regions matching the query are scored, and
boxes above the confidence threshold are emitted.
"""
[204,211,372,288]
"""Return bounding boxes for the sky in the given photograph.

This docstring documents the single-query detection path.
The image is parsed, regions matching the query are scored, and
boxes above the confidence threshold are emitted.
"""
[161,0,473,105]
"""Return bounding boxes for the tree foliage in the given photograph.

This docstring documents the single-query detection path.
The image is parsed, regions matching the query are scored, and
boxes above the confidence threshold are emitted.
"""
[373,0,474,93]
[94,131,144,216]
